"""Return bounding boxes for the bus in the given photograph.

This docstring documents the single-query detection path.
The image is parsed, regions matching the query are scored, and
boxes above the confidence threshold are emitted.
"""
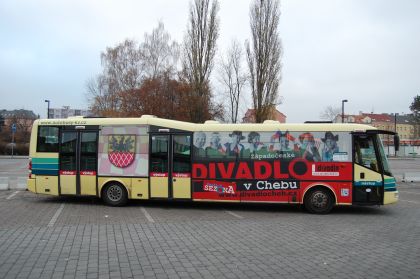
[27,115,399,214]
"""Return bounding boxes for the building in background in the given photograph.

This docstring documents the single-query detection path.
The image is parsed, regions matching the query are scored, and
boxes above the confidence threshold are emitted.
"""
[48,106,92,119]
[0,109,38,154]
[242,107,286,123]
[393,114,418,145]
[335,112,393,129]
[334,111,418,146]
[359,113,394,131]
[0,109,37,132]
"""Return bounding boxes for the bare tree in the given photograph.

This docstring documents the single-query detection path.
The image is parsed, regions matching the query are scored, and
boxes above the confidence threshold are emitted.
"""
[0,115,4,132]
[182,0,220,123]
[142,21,180,79]
[320,106,341,121]
[101,39,143,93]
[86,75,121,117]
[87,39,143,116]
[246,0,282,123]
[218,40,247,123]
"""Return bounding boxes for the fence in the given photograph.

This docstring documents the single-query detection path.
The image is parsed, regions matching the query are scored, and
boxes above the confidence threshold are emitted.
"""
[384,145,420,157]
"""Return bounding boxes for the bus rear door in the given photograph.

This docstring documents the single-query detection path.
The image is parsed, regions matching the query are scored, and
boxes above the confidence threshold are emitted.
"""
[149,133,192,199]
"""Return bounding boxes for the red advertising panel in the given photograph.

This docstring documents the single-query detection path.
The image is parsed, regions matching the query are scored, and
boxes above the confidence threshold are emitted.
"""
[193,180,239,201]
[192,159,353,203]
[191,130,353,203]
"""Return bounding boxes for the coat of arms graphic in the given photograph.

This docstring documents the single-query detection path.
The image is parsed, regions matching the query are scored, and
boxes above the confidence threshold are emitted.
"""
[108,135,136,168]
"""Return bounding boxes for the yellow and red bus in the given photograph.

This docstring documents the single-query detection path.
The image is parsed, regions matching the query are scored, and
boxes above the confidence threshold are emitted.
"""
[27,115,398,213]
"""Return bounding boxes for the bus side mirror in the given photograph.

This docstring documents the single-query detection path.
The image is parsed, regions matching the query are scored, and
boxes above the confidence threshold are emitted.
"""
[394,134,400,151]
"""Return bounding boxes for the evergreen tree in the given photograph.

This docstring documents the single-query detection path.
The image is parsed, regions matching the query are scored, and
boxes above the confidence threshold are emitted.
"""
[409,95,420,138]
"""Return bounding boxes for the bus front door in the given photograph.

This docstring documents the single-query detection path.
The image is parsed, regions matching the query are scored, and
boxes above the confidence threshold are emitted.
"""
[150,134,192,199]
[353,134,383,204]
[59,130,98,196]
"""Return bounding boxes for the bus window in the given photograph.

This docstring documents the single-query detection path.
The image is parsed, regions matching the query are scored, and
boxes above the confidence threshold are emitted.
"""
[354,136,379,171]
[80,132,98,171]
[173,135,191,173]
[37,126,59,152]
[151,136,169,173]
[376,135,392,176]
[60,132,77,171]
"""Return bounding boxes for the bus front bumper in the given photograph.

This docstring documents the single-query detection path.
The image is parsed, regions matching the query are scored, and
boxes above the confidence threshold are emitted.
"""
[384,190,398,205]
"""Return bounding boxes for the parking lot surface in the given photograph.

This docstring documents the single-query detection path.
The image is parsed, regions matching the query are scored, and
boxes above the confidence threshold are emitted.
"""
[0,184,419,279]
[0,157,420,278]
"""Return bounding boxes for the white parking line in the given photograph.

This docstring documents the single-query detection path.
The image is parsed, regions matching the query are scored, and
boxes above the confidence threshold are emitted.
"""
[225,210,244,219]
[399,190,420,195]
[47,203,65,227]
[400,199,420,205]
[140,207,155,223]
[6,191,20,200]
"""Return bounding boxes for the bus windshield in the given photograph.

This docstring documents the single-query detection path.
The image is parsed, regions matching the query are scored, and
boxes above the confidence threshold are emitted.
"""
[377,135,392,176]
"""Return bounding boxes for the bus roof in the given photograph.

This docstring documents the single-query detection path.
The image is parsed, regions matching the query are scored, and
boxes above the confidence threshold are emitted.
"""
[34,115,378,133]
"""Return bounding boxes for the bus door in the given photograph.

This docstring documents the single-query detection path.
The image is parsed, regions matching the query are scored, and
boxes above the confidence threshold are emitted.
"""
[353,134,383,204]
[59,128,98,196]
[149,133,192,199]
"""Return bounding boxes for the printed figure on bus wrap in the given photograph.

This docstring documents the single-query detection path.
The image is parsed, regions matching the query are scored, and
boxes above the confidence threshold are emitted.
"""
[224,131,245,157]
[205,132,226,158]
[295,132,321,162]
[243,132,268,158]
[321,131,339,162]
[270,131,294,153]
[193,131,207,157]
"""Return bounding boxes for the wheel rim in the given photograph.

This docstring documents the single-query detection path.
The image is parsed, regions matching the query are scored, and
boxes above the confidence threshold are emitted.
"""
[107,185,122,202]
[311,191,328,209]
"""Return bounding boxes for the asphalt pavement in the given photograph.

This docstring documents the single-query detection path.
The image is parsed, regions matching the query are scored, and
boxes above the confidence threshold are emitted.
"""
[0,156,419,278]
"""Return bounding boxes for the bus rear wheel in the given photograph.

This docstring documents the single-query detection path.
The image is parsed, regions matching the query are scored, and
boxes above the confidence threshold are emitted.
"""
[102,182,128,206]
[304,187,334,214]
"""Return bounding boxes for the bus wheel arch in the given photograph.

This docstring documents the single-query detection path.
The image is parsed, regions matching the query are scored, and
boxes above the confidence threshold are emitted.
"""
[303,185,336,214]
[101,181,128,206]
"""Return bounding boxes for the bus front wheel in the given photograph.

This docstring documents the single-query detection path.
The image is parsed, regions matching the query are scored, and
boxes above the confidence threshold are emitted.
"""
[304,187,335,214]
[102,182,128,206]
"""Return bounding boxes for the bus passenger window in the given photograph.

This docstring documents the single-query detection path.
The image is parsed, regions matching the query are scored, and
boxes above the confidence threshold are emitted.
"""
[37,126,59,152]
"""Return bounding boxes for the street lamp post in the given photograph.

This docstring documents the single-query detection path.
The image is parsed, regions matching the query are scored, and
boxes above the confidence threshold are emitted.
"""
[341,99,348,123]
[44,100,50,119]
[11,123,16,158]
[394,113,398,157]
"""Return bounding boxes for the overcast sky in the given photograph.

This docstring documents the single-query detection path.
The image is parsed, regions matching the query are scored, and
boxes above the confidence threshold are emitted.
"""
[1,0,419,122]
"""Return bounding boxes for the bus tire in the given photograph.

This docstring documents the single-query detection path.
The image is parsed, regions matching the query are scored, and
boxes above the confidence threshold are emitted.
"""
[102,182,128,206]
[304,187,335,214]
